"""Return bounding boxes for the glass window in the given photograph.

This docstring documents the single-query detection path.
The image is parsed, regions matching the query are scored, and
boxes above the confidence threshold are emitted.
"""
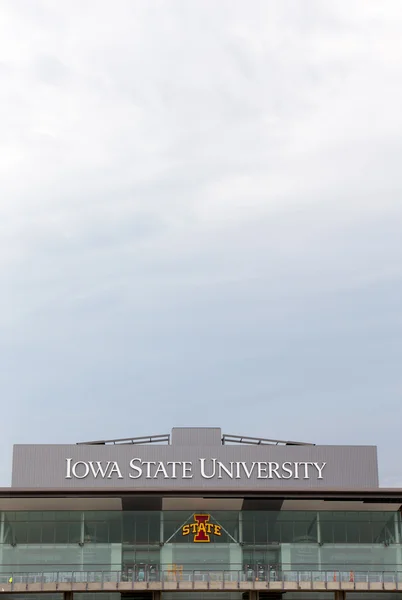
[41,522,56,543]
[242,515,255,543]
[54,522,70,544]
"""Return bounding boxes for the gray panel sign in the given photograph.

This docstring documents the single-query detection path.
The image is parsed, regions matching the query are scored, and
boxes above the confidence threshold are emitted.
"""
[12,444,379,489]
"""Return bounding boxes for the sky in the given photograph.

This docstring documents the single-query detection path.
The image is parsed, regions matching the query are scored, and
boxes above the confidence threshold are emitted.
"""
[1,0,402,487]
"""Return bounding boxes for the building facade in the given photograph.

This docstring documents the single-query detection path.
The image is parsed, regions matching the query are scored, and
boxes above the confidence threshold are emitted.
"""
[1,427,402,600]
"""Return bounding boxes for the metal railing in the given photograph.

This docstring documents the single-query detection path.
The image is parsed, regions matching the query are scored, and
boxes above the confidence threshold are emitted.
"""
[1,568,402,589]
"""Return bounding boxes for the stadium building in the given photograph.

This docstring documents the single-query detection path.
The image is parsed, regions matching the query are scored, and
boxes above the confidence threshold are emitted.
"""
[1,427,402,600]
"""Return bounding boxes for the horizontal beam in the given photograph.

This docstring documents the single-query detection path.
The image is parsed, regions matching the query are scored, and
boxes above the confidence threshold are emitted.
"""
[3,581,402,593]
[1,488,402,501]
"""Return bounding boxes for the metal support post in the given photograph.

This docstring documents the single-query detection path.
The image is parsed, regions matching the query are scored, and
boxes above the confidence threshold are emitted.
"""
[64,592,74,600]
[0,511,5,568]
[160,511,164,543]
[395,512,402,572]
[334,591,346,600]
[317,511,321,570]
[80,512,85,570]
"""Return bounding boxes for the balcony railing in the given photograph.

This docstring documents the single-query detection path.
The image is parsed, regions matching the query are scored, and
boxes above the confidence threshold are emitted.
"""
[1,569,402,592]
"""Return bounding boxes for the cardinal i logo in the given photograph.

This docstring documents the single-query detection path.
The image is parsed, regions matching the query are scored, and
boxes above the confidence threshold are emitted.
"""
[182,514,222,543]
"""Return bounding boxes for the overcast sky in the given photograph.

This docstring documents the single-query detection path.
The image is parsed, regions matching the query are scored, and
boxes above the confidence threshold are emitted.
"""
[1,0,402,487]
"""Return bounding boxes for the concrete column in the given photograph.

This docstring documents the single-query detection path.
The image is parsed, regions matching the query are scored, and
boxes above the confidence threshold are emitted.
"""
[249,591,259,600]
[334,591,345,600]
[153,591,162,600]
[64,592,73,600]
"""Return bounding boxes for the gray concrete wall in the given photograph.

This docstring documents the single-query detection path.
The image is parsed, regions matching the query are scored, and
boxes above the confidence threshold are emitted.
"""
[12,442,379,489]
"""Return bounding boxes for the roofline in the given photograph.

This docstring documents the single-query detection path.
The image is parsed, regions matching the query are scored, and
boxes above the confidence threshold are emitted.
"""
[77,432,314,446]
[0,487,402,501]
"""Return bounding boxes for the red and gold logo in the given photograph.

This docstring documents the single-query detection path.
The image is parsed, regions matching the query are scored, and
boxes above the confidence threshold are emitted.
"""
[182,514,222,543]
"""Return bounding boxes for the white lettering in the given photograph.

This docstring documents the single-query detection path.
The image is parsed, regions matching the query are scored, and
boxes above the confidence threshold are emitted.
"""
[281,461,293,479]
[217,461,234,479]
[65,456,326,482]
[241,461,256,478]
[268,462,281,479]
[129,458,142,479]
[154,462,169,478]
[200,458,216,478]
[107,461,123,479]
[314,462,326,479]
[166,461,181,478]
[302,462,313,479]
[65,458,72,479]
[88,461,111,479]
[72,461,90,479]
[144,461,156,478]
[182,461,193,478]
